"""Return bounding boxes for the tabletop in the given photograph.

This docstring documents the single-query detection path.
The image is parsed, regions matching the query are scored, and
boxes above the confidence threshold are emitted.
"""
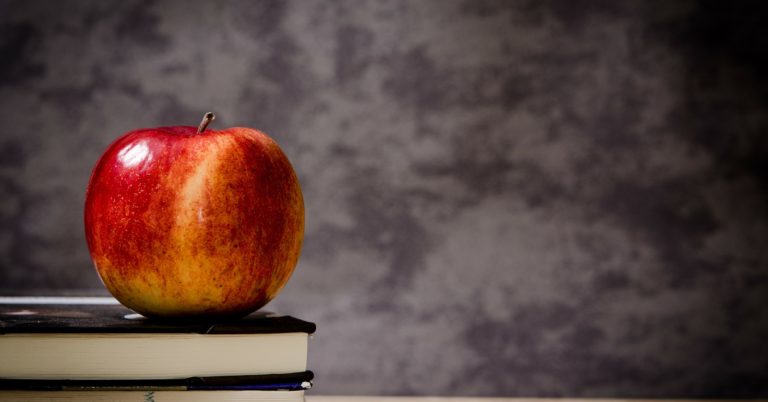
[306,398,750,402]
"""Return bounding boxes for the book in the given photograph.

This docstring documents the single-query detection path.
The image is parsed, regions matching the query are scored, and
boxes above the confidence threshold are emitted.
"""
[0,390,306,401]
[0,297,316,380]
[0,371,314,391]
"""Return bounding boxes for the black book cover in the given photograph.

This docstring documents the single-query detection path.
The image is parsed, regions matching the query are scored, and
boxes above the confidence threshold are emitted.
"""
[0,371,314,391]
[0,297,316,335]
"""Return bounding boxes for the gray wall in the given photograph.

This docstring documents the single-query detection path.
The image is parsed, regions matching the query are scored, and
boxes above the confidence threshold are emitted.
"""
[2,0,768,397]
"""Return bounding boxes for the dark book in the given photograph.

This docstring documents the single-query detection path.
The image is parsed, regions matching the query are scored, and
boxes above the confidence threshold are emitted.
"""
[0,371,314,391]
[0,297,315,380]
[0,389,308,401]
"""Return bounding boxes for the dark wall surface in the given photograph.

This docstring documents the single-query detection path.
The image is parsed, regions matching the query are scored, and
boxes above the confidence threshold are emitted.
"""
[2,0,768,397]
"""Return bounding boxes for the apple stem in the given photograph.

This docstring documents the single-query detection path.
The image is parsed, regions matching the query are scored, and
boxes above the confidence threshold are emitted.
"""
[197,112,216,133]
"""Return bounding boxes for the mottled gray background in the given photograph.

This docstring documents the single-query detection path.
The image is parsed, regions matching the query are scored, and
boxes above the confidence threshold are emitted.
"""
[1,0,768,397]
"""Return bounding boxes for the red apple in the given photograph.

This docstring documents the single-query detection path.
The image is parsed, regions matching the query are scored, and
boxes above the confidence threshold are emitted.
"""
[84,113,304,318]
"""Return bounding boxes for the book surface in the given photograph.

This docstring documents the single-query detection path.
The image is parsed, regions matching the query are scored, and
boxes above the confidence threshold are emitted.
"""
[0,390,305,402]
[0,297,315,380]
[0,297,316,334]
[0,371,314,391]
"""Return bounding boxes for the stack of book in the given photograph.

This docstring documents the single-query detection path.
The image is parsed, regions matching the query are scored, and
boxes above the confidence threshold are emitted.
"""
[0,296,316,401]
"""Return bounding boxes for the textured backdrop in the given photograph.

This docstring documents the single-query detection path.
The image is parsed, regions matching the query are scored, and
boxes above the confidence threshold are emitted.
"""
[1,0,768,397]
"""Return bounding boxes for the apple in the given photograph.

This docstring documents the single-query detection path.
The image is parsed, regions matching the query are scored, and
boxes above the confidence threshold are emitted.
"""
[84,113,304,318]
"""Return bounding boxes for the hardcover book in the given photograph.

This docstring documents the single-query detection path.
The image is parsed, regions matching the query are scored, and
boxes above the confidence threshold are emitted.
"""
[0,297,316,380]
[0,390,306,402]
[0,371,314,391]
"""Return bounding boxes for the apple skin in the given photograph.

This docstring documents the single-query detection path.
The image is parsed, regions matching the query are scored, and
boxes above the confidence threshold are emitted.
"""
[84,124,304,318]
